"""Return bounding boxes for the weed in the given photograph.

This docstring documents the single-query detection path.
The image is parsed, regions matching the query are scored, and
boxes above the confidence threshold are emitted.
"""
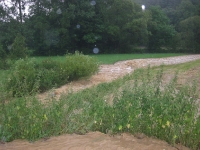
[5,52,99,96]
[0,58,199,150]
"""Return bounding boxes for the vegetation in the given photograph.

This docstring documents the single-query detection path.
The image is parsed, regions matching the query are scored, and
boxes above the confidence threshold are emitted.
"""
[0,58,200,149]
[9,34,28,59]
[0,0,199,55]
[29,53,185,65]
[91,53,186,64]
[0,0,199,148]
[5,52,99,96]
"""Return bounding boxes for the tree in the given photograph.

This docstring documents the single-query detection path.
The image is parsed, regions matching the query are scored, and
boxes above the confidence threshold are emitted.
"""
[100,0,147,53]
[178,15,200,53]
[175,0,198,25]
[10,34,28,59]
[147,6,176,52]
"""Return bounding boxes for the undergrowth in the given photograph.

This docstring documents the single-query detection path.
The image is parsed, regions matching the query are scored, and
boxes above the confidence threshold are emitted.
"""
[4,51,99,96]
[0,66,199,149]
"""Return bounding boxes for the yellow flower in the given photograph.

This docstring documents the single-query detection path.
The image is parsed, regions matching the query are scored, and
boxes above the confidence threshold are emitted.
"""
[173,135,177,139]
[166,121,170,127]
[44,114,48,121]
[127,124,130,129]
[162,125,165,128]
[118,125,122,131]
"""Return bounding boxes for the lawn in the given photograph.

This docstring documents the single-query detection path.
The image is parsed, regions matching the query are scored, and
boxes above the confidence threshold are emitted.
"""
[90,53,186,64]
[35,53,185,64]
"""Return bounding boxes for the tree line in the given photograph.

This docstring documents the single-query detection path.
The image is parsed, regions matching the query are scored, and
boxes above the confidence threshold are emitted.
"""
[0,0,199,56]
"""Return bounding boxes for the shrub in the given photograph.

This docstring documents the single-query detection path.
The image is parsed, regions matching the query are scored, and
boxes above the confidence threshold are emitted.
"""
[9,34,28,59]
[6,58,39,97]
[5,53,99,96]
[64,51,99,80]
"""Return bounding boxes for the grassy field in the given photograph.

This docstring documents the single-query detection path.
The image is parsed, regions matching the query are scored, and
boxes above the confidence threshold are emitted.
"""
[36,53,185,64]
[90,53,186,64]
[0,54,200,149]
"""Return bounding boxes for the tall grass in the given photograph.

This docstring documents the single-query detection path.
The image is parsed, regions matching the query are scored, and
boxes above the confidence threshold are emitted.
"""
[0,64,199,149]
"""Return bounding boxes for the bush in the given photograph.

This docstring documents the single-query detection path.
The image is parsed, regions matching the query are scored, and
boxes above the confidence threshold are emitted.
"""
[9,34,28,59]
[6,58,39,97]
[5,53,99,96]
[64,51,99,80]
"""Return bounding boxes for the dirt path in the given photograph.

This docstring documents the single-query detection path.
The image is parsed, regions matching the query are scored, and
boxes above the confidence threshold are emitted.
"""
[1,55,200,150]
[38,54,200,100]
[0,132,189,150]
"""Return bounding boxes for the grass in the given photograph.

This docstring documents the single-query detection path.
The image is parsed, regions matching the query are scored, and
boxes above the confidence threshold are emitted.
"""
[161,58,200,72]
[90,53,186,64]
[0,54,200,149]
[35,53,186,64]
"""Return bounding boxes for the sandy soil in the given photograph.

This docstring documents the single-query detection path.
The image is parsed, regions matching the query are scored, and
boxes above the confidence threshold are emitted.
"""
[38,54,200,100]
[0,132,190,150]
[1,54,200,150]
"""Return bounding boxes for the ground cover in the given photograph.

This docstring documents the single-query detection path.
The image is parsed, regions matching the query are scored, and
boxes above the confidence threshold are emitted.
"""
[35,53,185,64]
[0,54,200,150]
[90,53,186,64]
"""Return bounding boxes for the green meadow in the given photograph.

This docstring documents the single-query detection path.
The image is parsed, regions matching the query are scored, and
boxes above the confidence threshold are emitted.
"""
[35,53,185,64]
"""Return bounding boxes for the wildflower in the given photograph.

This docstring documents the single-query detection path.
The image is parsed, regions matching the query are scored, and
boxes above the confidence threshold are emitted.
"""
[44,114,48,121]
[127,124,130,129]
[173,135,177,139]
[166,121,170,127]
[94,120,97,124]
[118,125,122,131]
[162,125,165,128]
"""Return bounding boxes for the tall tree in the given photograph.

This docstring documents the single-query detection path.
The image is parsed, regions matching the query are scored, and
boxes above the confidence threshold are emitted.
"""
[100,0,147,53]
[178,15,200,53]
[147,6,176,52]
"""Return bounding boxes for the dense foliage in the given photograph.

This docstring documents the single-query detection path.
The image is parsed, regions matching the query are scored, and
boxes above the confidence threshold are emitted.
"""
[0,0,199,56]
[5,52,99,96]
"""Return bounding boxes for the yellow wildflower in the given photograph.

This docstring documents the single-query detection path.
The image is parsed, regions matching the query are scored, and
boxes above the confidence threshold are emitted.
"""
[44,114,48,121]
[119,125,122,131]
[166,121,170,127]
[162,125,165,128]
[173,135,177,139]
[127,124,130,129]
